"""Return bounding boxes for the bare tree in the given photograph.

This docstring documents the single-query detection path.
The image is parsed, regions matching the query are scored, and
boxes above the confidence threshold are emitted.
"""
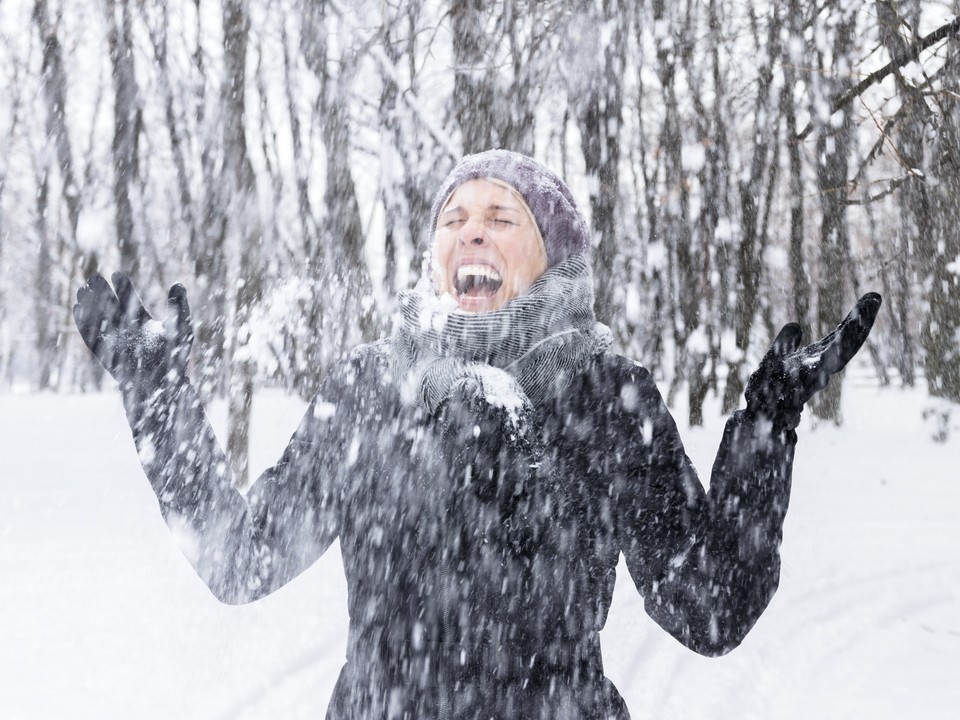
[221,0,263,487]
[378,1,433,296]
[0,54,25,387]
[722,4,785,415]
[922,1,960,403]
[810,4,858,423]
[569,0,625,324]
[876,0,924,387]
[784,0,811,331]
[105,0,143,281]
[449,0,549,155]
[625,0,666,375]
[32,0,96,389]
[683,0,735,424]
[294,0,376,396]
[146,1,201,287]
[192,0,230,398]
[648,0,693,409]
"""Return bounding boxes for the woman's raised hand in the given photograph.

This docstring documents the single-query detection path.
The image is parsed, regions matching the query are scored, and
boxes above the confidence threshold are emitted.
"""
[73,273,194,399]
[744,293,882,431]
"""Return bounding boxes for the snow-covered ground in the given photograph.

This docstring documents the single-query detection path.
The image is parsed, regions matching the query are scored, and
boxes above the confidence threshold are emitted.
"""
[2,367,958,719]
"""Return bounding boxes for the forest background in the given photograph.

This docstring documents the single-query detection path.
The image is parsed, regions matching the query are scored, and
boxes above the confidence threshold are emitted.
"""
[2,0,960,483]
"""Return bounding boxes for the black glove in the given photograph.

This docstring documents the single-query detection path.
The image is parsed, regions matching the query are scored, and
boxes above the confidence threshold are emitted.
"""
[73,273,193,401]
[438,376,541,493]
[434,377,549,558]
[745,292,882,431]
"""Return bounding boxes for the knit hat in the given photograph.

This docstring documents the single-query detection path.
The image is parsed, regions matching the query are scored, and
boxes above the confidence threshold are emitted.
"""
[430,150,591,268]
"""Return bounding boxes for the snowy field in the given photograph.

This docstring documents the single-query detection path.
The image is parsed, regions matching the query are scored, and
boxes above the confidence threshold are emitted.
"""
[2,366,958,719]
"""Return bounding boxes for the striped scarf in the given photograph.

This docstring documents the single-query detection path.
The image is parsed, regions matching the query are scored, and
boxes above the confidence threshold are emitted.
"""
[391,255,612,413]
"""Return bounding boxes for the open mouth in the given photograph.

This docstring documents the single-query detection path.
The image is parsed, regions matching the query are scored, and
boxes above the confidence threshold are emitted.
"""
[453,264,503,299]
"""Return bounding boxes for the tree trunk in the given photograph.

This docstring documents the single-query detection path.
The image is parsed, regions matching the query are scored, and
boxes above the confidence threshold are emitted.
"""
[192,0,228,397]
[221,0,261,488]
[923,0,960,402]
[33,0,96,389]
[378,3,416,296]
[322,56,376,342]
[149,2,200,287]
[574,0,625,325]
[721,5,783,414]
[297,0,375,396]
[877,0,925,388]
[450,0,498,154]
[106,0,142,280]
[784,0,810,330]
[35,173,56,390]
[810,10,856,423]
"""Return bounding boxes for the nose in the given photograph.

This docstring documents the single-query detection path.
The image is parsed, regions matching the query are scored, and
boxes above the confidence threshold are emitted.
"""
[458,216,488,246]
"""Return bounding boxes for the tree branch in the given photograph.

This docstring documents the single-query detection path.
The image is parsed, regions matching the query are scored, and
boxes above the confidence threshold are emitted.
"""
[796,15,960,141]
[844,173,917,205]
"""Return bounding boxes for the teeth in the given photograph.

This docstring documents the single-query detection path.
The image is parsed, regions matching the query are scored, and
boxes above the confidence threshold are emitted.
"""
[457,264,502,282]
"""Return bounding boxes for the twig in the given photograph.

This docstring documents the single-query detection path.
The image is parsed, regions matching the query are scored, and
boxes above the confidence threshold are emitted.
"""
[869,247,907,279]
[844,173,917,205]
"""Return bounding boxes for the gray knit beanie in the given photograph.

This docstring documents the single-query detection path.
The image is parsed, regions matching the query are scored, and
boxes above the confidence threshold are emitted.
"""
[430,149,591,268]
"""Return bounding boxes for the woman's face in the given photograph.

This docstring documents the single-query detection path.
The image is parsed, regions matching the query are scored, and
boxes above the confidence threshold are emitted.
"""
[432,179,548,313]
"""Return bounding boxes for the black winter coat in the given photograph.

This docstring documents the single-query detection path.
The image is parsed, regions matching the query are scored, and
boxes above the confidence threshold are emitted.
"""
[127,341,795,719]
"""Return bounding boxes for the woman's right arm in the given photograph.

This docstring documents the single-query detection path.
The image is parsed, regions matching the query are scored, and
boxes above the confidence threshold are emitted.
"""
[125,365,353,604]
[74,273,356,604]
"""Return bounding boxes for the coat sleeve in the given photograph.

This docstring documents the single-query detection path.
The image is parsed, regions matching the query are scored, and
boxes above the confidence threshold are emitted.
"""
[122,355,368,604]
[610,359,795,656]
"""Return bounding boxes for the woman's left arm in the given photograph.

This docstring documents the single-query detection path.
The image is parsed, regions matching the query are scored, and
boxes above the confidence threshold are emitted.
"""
[616,294,881,656]
[613,368,793,656]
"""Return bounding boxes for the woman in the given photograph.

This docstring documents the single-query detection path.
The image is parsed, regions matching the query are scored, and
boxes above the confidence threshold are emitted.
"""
[74,150,881,719]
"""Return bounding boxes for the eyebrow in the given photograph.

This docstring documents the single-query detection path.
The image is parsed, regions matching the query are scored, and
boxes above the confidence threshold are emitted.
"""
[440,204,522,216]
